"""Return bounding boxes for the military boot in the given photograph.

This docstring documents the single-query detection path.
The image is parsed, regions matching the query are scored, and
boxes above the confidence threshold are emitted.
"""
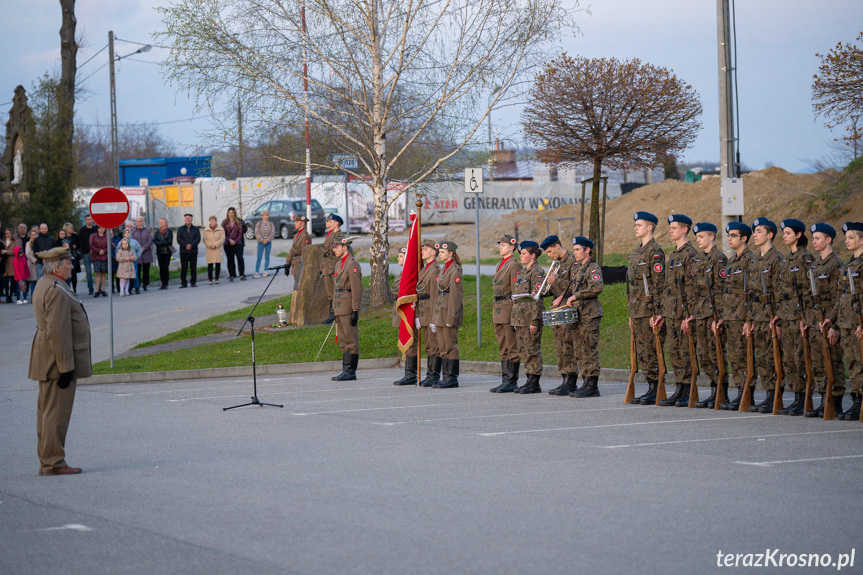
[331,352,355,381]
[548,374,568,395]
[393,355,418,385]
[675,383,692,407]
[804,393,825,418]
[490,360,509,392]
[780,392,805,416]
[553,373,579,396]
[494,360,519,393]
[832,395,845,418]
[722,387,743,410]
[638,380,658,405]
[659,383,685,406]
[572,376,600,398]
[434,359,459,388]
[420,356,441,387]
[756,390,776,413]
[695,385,717,409]
[516,374,542,394]
[840,393,861,420]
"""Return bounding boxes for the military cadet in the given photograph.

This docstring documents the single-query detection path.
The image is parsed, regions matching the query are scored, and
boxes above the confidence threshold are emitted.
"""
[431,240,463,388]
[331,237,362,381]
[490,234,523,393]
[823,222,863,420]
[690,222,728,408]
[29,245,91,476]
[713,222,756,410]
[565,236,604,398]
[539,235,579,396]
[321,214,344,325]
[286,215,312,325]
[804,223,845,417]
[393,247,419,385]
[658,214,698,407]
[742,218,784,413]
[627,212,666,404]
[508,241,546,394]
[773,219,815,415]
[417,241,443,387]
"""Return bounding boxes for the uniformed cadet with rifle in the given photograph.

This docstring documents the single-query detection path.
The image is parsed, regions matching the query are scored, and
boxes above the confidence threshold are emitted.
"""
[508,241,546,394]
[742,218,784,413]
[331,236,362,381]
[714,222,756,410]
[626,212,667,405]
[286,215,312,325]
[417,241,443,387]
[565,236,604,398]
[393,247,419,385]
[658,214,698,407]
[822,222,863,420]
[431,240,464,389]
[539,235,579,396]
[321,214,344,325]
[805,222,845,418]
[691,222,728,408]
[490,234,523,393]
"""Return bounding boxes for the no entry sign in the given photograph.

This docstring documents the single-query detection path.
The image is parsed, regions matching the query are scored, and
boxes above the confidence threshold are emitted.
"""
[89,187,130,229]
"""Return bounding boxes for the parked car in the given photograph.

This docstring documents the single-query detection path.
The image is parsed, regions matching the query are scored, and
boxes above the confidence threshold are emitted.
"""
[244,198,326,240]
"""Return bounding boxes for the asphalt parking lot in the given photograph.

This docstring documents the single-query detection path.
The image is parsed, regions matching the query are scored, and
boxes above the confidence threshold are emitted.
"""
[2,369,861,574]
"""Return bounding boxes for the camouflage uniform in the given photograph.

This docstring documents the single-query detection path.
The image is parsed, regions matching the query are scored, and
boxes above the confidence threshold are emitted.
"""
[543,251,578,376]
[806,252,844,396]
[692,245,728,387]
[627,239,666,382]
[493,255,523,362]
[570,259,604,378]
[719,247,755,389]
[511,263,546,375]
[829,255,863,396]
[662,242,698,385]
[776,247,815,394]
[746,246,783,392]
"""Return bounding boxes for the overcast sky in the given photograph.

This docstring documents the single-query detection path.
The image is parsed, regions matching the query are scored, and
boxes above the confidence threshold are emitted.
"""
[1,0,861,173]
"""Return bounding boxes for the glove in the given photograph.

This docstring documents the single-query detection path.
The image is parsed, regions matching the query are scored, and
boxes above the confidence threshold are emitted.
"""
[350,310,358,326]
[58,371,74,389]
[415,318,421,330]
[429,323,437,333]
[285,264,291,275]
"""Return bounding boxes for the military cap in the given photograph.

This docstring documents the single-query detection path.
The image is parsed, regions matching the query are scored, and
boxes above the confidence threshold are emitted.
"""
[693,222,717,234]
[327,214,344,225]
[497,234,518,246]
[572,236,594,249]
[519,240,539,250]
[842,222,863,234]
[633,211,658,225]
[780,218,806,232]
[810,222,836,239]
[422,240,438,250]
[540,235,560,250]
[436,240,457,251]
[752,217,777,233]
[725,221,752,237]
[337,236,354,245]
[667,213,692,227]
[398,246,407,254]
[36,245,72,262]
[294,215,309,223]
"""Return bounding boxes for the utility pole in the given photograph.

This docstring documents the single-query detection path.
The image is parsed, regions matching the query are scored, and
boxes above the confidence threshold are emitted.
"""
[109,30,119,187]
[302,1,312,223]
[717,0,738,252]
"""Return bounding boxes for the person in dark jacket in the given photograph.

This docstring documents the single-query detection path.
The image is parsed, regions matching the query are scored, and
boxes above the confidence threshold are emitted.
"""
[78,215,97,295]
[176,214,201,288]
[132,217,154,291]
[152,218,174,289]
[33,223,57,276]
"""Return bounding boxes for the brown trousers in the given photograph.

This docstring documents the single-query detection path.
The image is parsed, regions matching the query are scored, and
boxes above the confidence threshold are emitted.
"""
[494,323,519,362]
[437,326,459,360]
[37,379,76,474]
[336,314,360,354]
[423,326,440,357]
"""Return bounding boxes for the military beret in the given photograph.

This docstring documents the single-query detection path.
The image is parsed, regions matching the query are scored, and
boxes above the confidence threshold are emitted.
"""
[37,245,72,262]
[436,240,458,251]
[842,222,863,234]
[752,217,777,233]
[337,236,354,245]
[633,211,658,225]
[667,213,692,227]
[399,246,407,254]
[294,215,309,223]
[422,240,438,250]
[519,240,539,250]
[780,218,806,232]
[810,222,836,239]
[327,214,344,225]
[726,221,752,237]
[540,235,560,250]
[693,222,717,234]
[497,234,517,246]
[572,236,594,249]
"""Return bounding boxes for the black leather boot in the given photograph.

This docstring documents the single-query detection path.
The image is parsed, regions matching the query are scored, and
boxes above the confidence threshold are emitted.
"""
[552,373,579,396]
[804,393,825,418]
[659,383,685,406]
[756,390,776,413]
[722,387,743,410]
[516,374,541,394]
[490,360,508,392]
[695,385,717,409]
[322,301,335,325]
[832,395,845,418]
[840,393,861,420]
[548,374,568,395]
[638,381,658,405]
[572,376,600,398]
[675,383,692,407]
[331,352,354,381]
[394,355,418,385]
[494,360,519,393]
[434,359,459,388]
[635,381,655,404]
[420,356,441,387]
[780,392,805,416]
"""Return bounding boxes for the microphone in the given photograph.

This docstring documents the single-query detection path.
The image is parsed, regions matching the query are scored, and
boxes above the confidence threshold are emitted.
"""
[267,264,290,270]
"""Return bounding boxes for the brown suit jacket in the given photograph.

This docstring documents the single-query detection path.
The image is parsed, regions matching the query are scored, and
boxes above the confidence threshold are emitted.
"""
[333,254,363,315]
[416,261,440,327]
[29,274,92,381]
[493,256,522,325]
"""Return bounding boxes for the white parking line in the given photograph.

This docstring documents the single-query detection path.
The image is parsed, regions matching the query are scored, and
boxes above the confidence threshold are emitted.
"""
[599,428,863,449]
[478,414,762,436]
[373,405,638,425]
[734,454,863,467]
[167,387,491,404]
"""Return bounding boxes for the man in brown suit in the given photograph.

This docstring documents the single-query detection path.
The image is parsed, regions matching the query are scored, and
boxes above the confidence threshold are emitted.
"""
[331,237,363,381]
[29,245,92,476]
[321,214,343,325]
[287,215,312,325]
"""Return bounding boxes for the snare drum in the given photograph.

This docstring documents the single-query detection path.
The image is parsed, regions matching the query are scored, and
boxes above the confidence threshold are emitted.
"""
[542,307,579,325]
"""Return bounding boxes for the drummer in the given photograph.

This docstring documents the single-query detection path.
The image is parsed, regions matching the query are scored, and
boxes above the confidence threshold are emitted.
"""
[566,236,604,397]
[539,235,579,396]
[509,241,546,394]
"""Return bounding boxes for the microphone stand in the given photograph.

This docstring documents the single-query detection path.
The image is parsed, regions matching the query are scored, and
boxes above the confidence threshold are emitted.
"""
[223,266,288,411]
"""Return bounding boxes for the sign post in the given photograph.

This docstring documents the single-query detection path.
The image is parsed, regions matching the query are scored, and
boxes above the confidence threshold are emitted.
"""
[89,187,130,368]
[465,168,484,347]
[331,154,359,232]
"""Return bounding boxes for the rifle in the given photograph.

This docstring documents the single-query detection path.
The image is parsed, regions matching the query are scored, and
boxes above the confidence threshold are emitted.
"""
[809,268,835,420]
[762,271,785,415]
[644,273,667,403]
[678,274,700,408]
[706,270,726,410]
[850,272,863,422]
[625,269,637,404]
[794,275,815,414]
[739,271,755,412]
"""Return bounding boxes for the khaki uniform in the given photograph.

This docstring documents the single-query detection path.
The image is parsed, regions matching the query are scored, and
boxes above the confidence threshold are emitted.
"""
[392,272,418,357]
[806,252,845,395]
[662,242,698,384]
[627,239,666,381]
[333,254,363,354]
[493,256,522,362]
[29,274,92,474]
[432,261,463,360]
[692,245,728,386]
[719,248,755,388]
[777,247,815,393]
[747,246,783,391]
[286,227,311,282]
[570,259,604,378]
[543,251,578,375]
[321,229,341,299]
[417,261,441,357]
[511,263,545,374]
[829,256,863,395]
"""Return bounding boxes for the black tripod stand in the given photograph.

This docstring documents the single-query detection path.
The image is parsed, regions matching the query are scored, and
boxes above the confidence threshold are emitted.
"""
[223,266,286,411]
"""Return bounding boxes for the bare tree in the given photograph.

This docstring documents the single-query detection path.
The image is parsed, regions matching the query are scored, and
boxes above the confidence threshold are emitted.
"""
[58,0,78,187]
[74,122,176,187]
[158,0,573,307]
[813,31,863,159]
[522,54,702,246]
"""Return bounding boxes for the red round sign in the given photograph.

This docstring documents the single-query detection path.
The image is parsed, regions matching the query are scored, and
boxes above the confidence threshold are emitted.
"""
[89,187,130,229]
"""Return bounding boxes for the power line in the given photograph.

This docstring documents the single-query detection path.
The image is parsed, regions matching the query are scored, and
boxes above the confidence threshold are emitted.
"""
[77,114,214,128]
[123,58,162,65]
[77,61,109,85]
[115,37,171,50]
[78,44,108,69]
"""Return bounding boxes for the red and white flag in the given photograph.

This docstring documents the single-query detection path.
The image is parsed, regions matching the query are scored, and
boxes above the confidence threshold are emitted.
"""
[396,212,420,355]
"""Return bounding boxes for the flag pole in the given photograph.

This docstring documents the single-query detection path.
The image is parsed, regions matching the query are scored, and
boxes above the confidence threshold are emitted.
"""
[415,193,423,386]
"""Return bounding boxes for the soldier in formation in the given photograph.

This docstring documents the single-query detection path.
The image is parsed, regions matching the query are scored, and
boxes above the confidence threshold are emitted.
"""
[491,235,522,392]
[539,235,579,396]
[286,215,312,325]
[321,214,344,325]
[417,241,442,387]
[392,247,419,385]
[331,237,362,381]
[565,236,604,398]
[506,241,546,394]
[430,240,463,388]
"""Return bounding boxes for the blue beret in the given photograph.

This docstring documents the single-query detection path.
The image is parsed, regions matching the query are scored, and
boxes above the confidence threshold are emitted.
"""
[328,214,343,225]
[667,213,692,227]
[572,236,594,249]
[842,222,863,234]
[519,240,539,250]
[780,218,806,233]
[725,221,752,237]
[693,222,717,234]
[752,217,777,233]
[540,235,560,250]
[810,223,835,239]
[633,211,658,225]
